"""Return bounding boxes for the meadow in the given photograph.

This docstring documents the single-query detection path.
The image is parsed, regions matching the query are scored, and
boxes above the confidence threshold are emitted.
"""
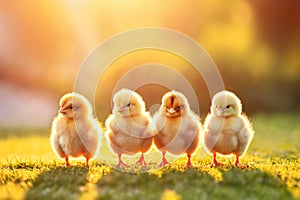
[0,113,299,200]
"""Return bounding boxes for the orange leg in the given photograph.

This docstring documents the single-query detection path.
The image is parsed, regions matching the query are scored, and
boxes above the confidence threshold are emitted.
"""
[235,154,247,168]
[185,154,192,168]
[136,153,147,166]
[211,153,224,168]
[65,156,71,167]
[86,157,89,167]
[116,154,129,168]
[158,152,170,167]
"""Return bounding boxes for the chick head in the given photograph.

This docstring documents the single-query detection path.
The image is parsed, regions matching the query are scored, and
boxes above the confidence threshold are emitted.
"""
[211,90,242,117]
[112,88,146,117]
[58,93,92,119]
[161,90,190,118]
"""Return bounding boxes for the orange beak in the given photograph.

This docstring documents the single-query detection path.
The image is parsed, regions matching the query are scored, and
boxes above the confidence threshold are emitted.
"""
[118,106,127,112]
[58,108,67,114]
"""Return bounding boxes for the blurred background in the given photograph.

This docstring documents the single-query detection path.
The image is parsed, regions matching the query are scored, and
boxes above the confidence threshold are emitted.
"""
[0,0,300,128]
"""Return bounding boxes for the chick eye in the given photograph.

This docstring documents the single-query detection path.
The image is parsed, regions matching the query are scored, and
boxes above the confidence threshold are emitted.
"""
[226,105,231,109]
[175,106,181,110]
[69,106,73,109]
[126,103,131,107]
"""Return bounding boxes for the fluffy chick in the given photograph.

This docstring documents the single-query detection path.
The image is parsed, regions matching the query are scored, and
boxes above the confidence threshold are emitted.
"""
[153,91,201,168]
[105,89,153,167]
[203,90,254,168]
[50,93,102,167]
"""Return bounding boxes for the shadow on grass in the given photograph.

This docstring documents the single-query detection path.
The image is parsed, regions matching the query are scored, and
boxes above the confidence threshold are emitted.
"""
[25,166,88,200]
[95,168,294,200]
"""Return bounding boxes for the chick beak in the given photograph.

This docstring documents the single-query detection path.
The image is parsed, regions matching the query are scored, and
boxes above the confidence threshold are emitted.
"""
[118,106,126,112]
[167,108,176,115]
[217,108,225,116]
[58,108,67,114]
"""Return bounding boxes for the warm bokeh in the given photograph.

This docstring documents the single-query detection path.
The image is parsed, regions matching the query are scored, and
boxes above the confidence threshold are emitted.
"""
[0,0,300,127]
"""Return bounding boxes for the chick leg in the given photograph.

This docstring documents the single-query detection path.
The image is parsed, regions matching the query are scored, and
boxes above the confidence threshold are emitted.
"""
[65,156,71,167]
[235,154,247,168]
[86,157,89,167]
[158,152,170,167]
[136,153,147,166]
[116,154,129,168]
[185,154,192,168]
[211,153,224,167]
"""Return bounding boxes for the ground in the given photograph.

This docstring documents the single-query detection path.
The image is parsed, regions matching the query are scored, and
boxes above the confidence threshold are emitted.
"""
[0,113,299,200]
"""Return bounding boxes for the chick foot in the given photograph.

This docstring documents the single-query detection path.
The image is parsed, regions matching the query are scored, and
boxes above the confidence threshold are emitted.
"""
[185,154,193,169]
[136,154,147,166]
[210,153,224,168]
[235,155,247,168]
[116,161,130,168]
[158,152,170,167]
[116,154,130,168]
[86,157,89,167]
[65,157,71,167]
[210,161,224,168]
[158,158,170,167]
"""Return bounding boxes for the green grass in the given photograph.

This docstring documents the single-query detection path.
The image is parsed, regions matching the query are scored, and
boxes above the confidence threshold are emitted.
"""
[0,113,300,200]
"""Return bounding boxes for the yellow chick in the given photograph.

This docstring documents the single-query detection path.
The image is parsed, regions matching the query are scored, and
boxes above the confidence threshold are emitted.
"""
[203,90,254,168]
[153,91,201,168]
[50,93,102,167]
[105,88,153,167]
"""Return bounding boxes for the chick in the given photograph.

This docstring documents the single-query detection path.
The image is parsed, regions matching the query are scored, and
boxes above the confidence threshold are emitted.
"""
[153,91,201,168]
[105,89,153,167]
[203,90,254,168]
[50,93,102,167]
